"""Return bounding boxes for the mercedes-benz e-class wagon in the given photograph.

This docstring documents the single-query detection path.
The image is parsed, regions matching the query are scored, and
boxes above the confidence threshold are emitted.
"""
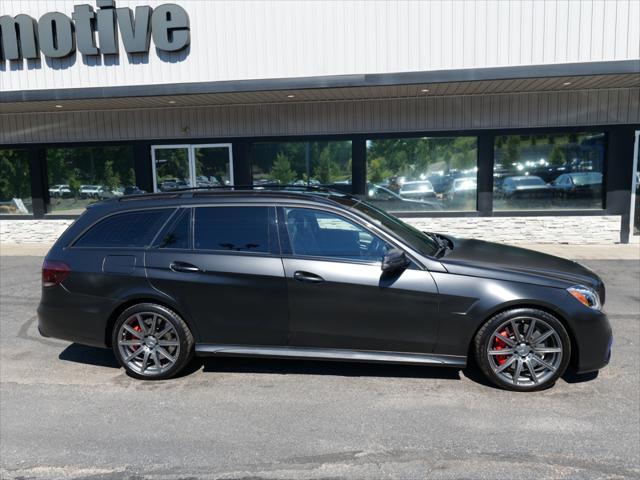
[38,187,612,391]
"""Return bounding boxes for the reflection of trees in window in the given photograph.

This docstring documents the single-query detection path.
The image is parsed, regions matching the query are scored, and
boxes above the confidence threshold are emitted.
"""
[47,147,135,189]
[194,148,230,185]
[156,149,189,182]
[494,133,605,176]
[46,146,136,213]
[251,141,352,185]
[366,137,477,182]
[0,150,31,210]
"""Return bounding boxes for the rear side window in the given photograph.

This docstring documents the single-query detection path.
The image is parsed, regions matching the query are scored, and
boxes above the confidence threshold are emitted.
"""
[194,207,271,253]
[75,209,173,248]
[159,209,191,249]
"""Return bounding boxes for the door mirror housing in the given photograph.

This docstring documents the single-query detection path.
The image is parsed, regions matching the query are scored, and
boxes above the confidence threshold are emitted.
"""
[381,248,410,273]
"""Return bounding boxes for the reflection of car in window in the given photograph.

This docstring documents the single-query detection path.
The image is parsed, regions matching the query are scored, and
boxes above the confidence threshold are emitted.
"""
[447,177,477,200]
[399,180,436,199]
[365,184,442,211]
[551,172,603,198]
[498,176,553,199]
[48,184,72,198]
[79,185,102,199]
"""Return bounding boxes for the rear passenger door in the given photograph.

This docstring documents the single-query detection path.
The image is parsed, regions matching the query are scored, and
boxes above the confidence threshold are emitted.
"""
[145,205,289,346]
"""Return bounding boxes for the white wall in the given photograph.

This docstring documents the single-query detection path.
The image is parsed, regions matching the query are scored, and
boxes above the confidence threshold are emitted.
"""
[1,0,639,92]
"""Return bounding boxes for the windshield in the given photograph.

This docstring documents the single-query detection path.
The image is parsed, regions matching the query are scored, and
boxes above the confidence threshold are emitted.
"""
[348,199,440,257]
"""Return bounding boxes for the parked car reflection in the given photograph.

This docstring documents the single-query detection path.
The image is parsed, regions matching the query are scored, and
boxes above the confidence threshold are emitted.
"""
[365,184,442,211]
[398,180,436,199]
[551,172,603,198]
[498,176,553,200]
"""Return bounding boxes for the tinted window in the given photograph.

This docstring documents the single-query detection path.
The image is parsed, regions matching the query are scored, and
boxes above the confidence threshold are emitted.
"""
[494,132,605,210]
[195,207,270,253]
[159,209,191,249]
[250,141,352,187]
[0,149,32,215]
[46,145,138,215]
[76,209,173,248]
[284,208,390,261]
[366,136,478,212]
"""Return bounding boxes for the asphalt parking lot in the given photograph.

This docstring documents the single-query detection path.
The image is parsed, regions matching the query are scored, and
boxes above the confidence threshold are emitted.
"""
[1,254,639,479]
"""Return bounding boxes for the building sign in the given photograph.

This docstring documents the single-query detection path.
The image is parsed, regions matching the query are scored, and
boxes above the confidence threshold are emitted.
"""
[0,0,190,61]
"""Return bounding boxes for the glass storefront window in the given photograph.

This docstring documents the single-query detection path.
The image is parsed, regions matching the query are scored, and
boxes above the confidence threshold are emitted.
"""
[0,149,32,215]
[46,146,137,214]
[493,132,605,211]
[634,131,640,236]
[365,136,478,212]
[250,141,352,188]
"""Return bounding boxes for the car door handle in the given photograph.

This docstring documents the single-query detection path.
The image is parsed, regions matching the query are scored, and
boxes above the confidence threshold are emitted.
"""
[293,271,324,283]
[170,261,201,273]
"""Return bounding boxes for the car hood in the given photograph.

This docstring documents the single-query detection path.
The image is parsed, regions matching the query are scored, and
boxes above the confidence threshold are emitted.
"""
[437,237,604,294]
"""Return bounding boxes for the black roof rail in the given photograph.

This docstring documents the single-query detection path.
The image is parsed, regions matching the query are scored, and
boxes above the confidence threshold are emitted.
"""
[114,184,359,202]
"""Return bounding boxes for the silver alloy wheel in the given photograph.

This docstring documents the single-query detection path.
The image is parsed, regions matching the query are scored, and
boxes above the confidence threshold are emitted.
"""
[116,312,180,376]
[487,316,563,387]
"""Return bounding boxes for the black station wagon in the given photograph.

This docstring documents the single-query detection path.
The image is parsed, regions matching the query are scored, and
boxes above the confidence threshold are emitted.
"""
[38,187,612,391]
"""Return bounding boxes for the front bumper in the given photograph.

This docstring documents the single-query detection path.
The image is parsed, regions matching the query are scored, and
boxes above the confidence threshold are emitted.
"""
[570,309,612,374]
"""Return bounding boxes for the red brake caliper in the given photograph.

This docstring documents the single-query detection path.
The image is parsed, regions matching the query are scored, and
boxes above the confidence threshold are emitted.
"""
[493,329,510,365]
[130,325,142,352]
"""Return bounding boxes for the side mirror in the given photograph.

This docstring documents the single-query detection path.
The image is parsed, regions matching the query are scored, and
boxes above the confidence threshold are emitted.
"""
[381,248,410,273]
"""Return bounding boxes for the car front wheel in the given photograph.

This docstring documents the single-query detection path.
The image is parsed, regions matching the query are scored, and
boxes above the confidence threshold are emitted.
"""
[112,303,194,380]
[474,308,571,391]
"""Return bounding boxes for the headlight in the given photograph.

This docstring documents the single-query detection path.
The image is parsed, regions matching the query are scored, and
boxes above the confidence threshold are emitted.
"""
[567,285,601,310]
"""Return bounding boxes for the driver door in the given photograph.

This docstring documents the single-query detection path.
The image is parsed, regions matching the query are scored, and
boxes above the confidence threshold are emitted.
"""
[278,207,440,353]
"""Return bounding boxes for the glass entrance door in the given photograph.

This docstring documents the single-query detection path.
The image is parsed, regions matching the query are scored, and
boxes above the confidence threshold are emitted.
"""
[151,144,233,192]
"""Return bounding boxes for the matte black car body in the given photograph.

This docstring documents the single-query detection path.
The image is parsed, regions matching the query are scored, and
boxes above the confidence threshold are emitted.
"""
[38,189,612,386]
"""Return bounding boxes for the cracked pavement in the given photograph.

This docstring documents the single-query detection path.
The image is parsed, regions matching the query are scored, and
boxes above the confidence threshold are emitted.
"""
[0,255,639,479]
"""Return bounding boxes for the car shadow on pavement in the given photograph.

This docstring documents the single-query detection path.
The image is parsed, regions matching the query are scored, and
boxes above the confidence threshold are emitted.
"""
[58,343,120,368]
[200,356,462,380]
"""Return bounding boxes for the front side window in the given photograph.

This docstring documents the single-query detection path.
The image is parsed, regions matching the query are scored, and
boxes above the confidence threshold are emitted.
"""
[194,207,271,253]
[493,132,605,210]
[75,209,174,248]
[284,208,391,262]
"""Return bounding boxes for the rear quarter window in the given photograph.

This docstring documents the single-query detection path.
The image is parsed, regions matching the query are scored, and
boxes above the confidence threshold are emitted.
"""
[74,209,174,248]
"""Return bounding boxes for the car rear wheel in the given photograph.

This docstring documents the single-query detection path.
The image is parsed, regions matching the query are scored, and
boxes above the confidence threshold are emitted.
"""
[474,308,571,391]
[112,303,194,380]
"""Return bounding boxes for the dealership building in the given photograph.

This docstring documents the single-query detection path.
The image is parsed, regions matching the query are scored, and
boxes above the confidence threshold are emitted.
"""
[1,0,639,244]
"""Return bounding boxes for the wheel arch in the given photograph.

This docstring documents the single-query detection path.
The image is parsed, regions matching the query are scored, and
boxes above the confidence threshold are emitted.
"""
[105,295,200,348]
[466,302,579,370]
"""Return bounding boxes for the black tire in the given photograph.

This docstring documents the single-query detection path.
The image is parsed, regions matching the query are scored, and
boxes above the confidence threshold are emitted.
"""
[474,308,571,392]
[112,303,194,380]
